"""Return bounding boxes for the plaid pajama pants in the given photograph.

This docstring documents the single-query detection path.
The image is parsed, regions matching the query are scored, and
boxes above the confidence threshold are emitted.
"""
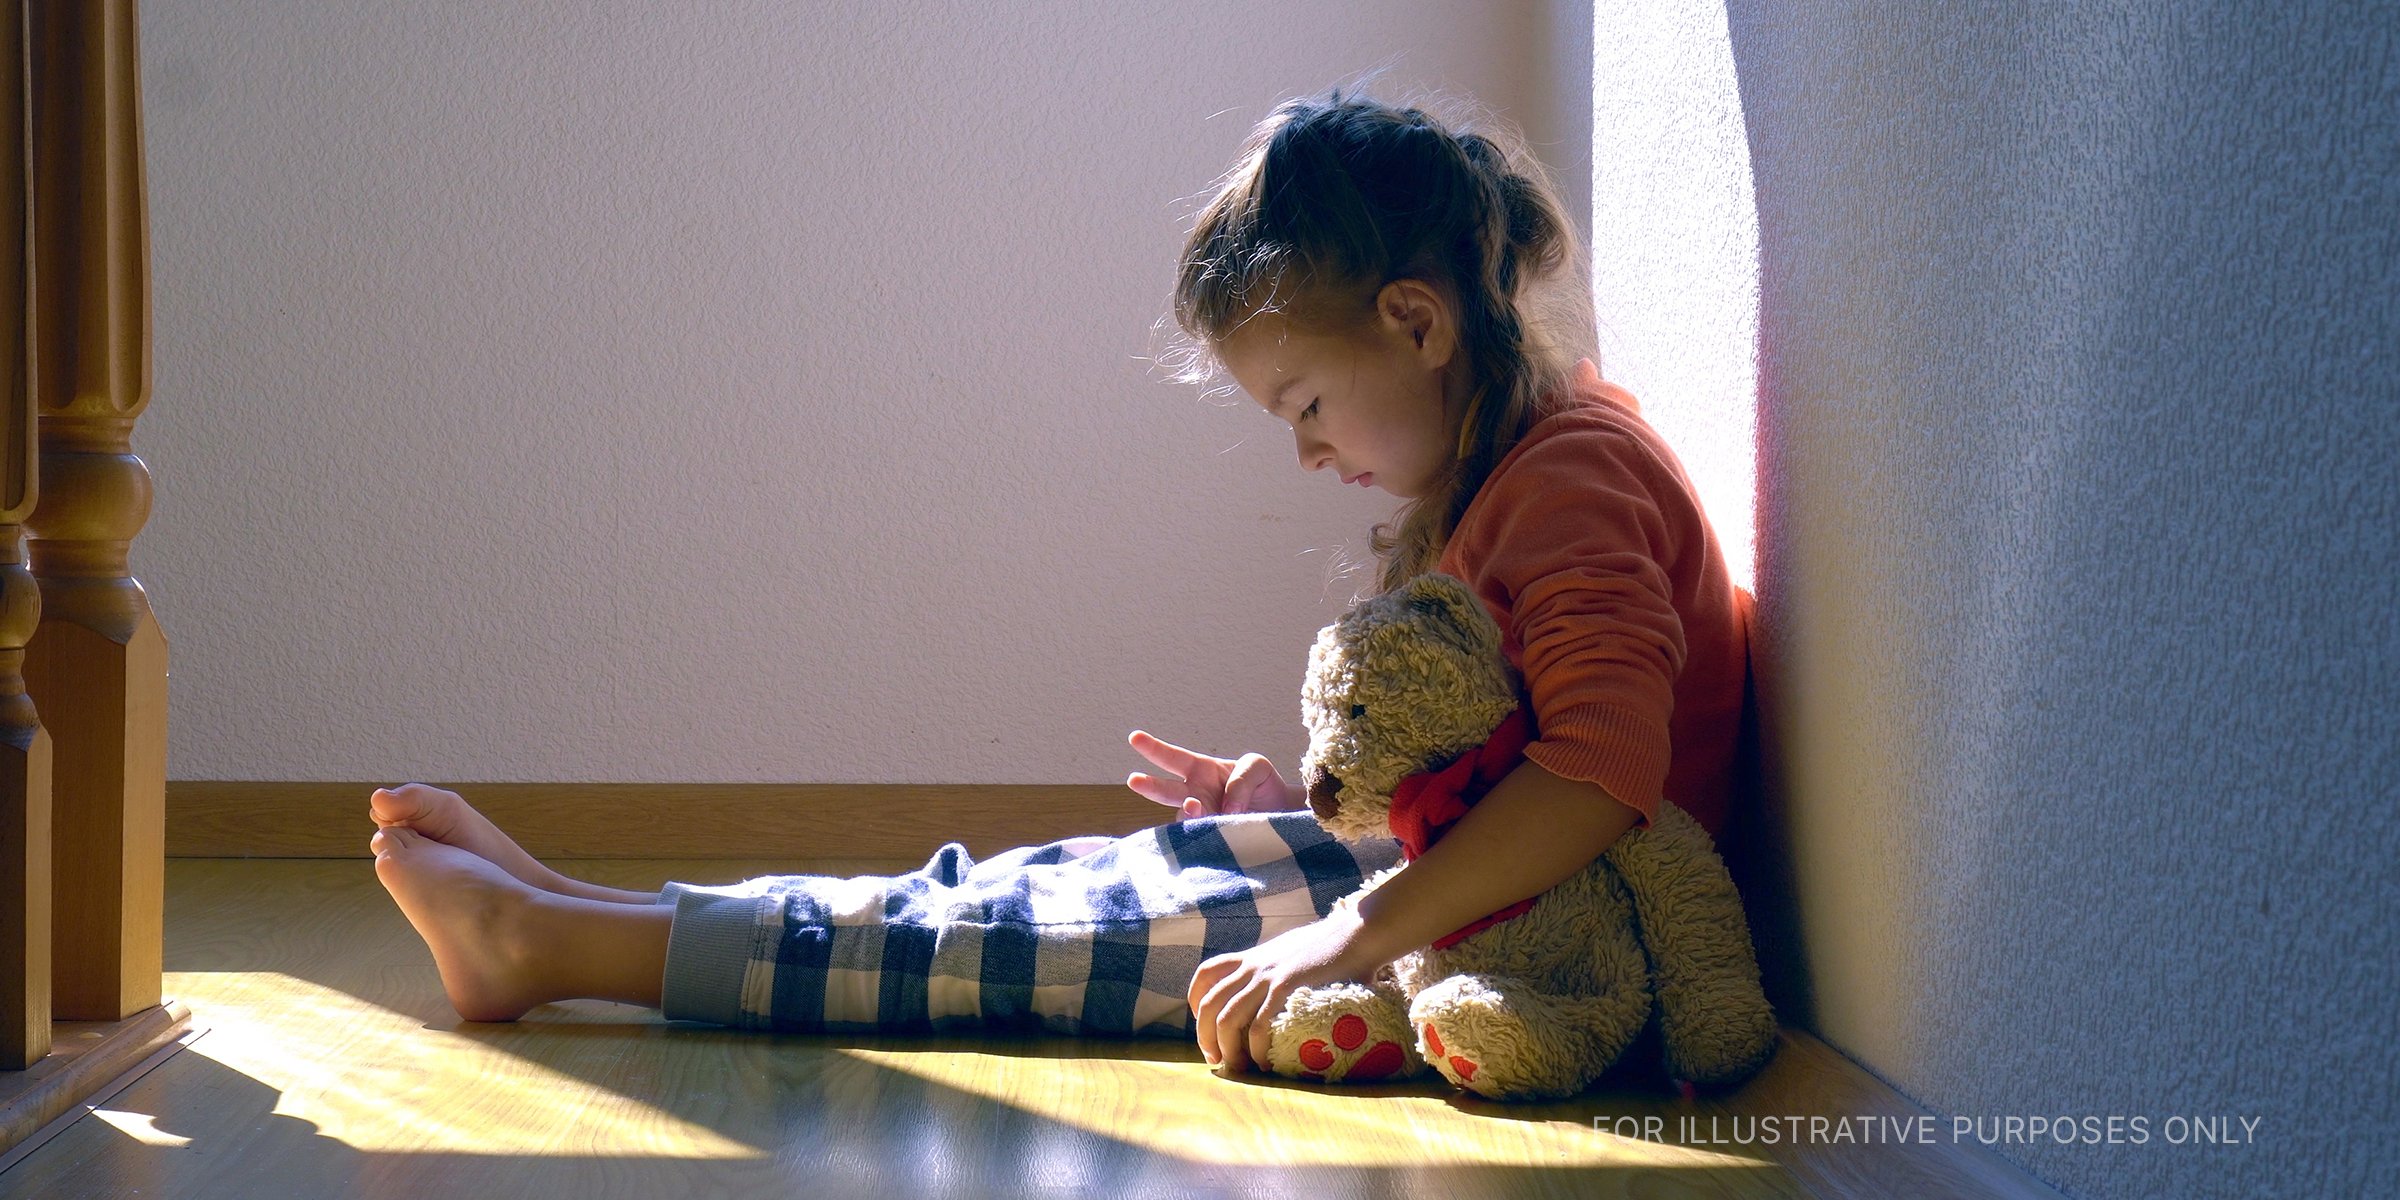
[655,812,1404,1037]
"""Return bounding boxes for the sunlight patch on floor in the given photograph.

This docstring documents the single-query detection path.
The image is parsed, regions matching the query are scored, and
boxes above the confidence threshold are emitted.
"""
[839,1046,1775,1171]
[163,971,763,1160]
[89,1108,198,1149]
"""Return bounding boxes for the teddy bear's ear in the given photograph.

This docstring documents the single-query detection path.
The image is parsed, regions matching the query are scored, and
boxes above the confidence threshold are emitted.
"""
[1399,573,1500,652]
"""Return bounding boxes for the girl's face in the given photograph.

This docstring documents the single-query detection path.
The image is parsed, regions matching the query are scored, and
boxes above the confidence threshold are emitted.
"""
[1214,282,1462,499]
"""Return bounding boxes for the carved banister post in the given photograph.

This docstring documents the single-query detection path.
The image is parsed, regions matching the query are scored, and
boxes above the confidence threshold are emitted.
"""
[2,0,51,1071]
[0,532,46,1070]
[21,0,163,1024]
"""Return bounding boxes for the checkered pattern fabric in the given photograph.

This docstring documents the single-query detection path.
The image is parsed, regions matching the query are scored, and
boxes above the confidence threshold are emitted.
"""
[656,812,1403,1037]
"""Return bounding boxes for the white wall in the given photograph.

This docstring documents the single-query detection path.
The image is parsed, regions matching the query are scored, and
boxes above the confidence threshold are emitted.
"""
[1728,3,2398,1197]
[134,0,1589,786]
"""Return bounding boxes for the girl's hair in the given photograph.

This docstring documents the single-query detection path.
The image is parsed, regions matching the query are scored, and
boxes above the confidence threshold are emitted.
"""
[1169,87,1595,594]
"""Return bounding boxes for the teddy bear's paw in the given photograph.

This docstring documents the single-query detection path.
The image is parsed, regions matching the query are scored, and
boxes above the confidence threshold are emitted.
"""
[1266,982,1425,1084]
[1413,975,1593,1102]
[1417,1018,1485,1087]
[1297,1013,1412,1081]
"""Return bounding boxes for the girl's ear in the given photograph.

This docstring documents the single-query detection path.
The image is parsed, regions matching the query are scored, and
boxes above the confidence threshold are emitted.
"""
[1376,279,1457,370]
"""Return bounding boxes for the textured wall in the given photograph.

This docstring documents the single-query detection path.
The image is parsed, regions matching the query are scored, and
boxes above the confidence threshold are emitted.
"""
[1728,3,2398,1197]
[133,0,1589,786]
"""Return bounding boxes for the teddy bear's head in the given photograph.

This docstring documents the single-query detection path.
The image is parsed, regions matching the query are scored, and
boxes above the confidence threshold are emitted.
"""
[1298,573,1523,842]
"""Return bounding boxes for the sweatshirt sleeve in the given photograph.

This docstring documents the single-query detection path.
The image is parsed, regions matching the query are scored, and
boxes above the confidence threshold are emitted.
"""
[1449,426,1688,826]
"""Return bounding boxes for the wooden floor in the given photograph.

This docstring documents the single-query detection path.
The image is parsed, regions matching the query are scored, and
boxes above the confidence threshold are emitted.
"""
[0,858,2054,1199]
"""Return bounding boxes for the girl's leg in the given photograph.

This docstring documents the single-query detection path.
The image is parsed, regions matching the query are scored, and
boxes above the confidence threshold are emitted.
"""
[367,788,1405,1034]
[656,813,1404,1037]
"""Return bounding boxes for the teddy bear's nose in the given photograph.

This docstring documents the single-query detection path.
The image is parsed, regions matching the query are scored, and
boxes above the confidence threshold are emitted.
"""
[1308,769,1344,819]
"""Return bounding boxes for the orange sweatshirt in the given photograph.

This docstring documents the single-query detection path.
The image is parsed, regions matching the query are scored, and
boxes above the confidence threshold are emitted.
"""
[1434,358,1750,839]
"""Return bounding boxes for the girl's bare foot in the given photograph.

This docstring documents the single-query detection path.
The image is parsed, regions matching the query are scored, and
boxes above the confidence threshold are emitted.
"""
[369,783,657,904]
[370,826,555,1022]
[371,826,672,1021]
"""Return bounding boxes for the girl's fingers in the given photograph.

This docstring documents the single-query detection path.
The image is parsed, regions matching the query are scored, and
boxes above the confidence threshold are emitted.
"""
[1190,959,1233,1065]
[1223,754,1290,815]
[1128,773,1218,816]
[1127,730,1198,773]
[1211,980,1262,1074]
[1220,769,1249,814]
[1247,983,1291,1072]
[1192,959,1270,1075]
[1130,732,1233,810]
[1125,772,1188,808]
[1219,773,1251,814]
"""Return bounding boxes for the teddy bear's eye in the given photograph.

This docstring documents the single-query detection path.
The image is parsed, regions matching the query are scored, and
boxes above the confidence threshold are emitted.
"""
[1349,704,1367,719]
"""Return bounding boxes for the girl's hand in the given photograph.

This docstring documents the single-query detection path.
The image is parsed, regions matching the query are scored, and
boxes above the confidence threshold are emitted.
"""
[1188,907,1375,1073]
[1126,731,1302,817]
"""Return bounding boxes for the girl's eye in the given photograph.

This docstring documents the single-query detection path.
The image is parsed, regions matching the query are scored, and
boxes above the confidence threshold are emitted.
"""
[1301,401,1319,420]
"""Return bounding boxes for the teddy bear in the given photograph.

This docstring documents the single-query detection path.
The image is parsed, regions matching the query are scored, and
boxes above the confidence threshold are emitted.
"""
[1264,571,1779,1101]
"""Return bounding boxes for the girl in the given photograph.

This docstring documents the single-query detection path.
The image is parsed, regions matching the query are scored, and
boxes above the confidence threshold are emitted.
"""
[368,88,1749,1086]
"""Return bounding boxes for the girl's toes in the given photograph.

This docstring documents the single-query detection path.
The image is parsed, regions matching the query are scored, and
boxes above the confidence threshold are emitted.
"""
[368,784,433,827]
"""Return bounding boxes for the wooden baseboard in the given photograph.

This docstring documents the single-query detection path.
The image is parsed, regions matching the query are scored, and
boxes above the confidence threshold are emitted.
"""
[0,1001,193,1160]
[168,781,1163,860]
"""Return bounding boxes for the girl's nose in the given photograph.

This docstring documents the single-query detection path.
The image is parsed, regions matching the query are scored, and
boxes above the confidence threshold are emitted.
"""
[1295,432,1333,473]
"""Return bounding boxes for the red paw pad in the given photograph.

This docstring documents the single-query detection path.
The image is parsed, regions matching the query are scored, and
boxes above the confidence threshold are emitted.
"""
[1297,1039,1336,1072]
[1448,1055,1479,1082]
[1332,1013,1369,1051]
[1421,1023,1446,1058]
[1350,1041,1406,1079]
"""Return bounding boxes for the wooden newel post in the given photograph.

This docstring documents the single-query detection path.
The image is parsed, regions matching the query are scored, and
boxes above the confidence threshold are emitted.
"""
[21,0,163,1024]
[1,536,49,1073]
[2,0,53,1071]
